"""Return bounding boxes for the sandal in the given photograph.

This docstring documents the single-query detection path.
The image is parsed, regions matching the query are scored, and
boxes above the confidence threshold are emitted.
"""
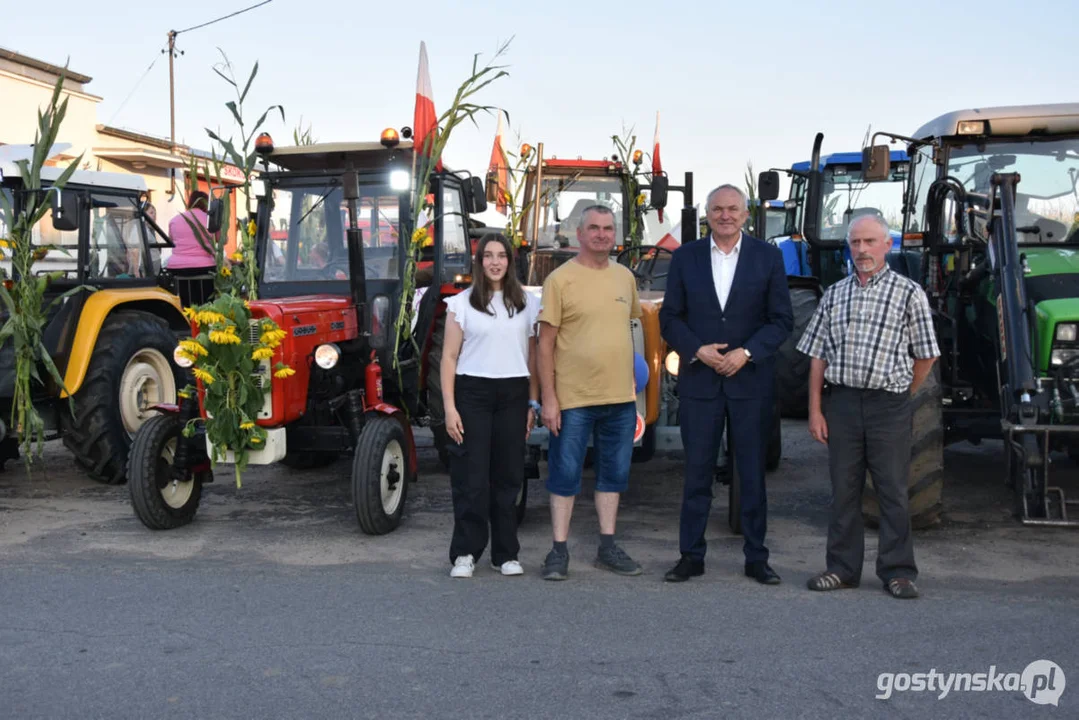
[885,578,919,599]
[807,571,858,591]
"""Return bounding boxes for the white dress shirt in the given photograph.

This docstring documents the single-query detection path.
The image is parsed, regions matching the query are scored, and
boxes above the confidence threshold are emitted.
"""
[710,233,742,310]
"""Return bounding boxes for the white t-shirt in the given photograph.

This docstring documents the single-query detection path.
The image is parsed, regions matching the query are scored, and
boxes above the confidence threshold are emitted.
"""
[445,287,539,378]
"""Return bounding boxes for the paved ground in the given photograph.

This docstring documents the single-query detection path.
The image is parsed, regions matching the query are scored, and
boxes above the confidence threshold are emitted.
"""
[1,421,1077,719]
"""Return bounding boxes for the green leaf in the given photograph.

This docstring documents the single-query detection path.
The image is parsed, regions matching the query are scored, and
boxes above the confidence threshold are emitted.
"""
[240,61,258,104]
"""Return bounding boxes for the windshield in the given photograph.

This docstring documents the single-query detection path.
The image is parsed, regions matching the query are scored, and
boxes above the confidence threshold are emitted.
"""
[947,138,1079,243]
[812,162,908,242]
[261,178,402,284]
[527,174,625,248]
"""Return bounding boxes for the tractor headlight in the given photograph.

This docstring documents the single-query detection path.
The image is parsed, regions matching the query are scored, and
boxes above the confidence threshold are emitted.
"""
[314,343,341,370]
[664,351,680,377]
[390,170,411,192]
[173,345,194,368]
[1051,348,1079,367]
[1056,323,1078,343]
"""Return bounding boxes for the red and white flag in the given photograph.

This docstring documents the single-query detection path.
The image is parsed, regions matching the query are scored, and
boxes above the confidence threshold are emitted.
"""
[652,111,663,223]
[488,109,510,214]
[413,41,442,172]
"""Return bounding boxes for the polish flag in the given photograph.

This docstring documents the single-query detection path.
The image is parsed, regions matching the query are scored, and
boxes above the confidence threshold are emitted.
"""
[413,41,442,172]
[652,111,663,223]
[488,110,510,214]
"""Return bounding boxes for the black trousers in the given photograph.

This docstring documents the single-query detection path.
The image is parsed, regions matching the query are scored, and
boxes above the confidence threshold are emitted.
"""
[678,393,772,564]
[448,374,529,566]
[823,386,917,584]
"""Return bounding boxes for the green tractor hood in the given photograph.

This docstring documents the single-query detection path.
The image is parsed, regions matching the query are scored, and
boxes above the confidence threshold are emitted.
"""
[1023,248,1079,372]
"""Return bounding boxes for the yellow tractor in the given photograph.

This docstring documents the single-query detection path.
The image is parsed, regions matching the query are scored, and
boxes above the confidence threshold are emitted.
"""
[1,151,188,481]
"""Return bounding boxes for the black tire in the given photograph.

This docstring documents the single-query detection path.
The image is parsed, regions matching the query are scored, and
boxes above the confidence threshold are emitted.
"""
[863,364,945,530]
[62,311,183,485]
[425,312,451,471]
[766,394,782,472]
[515,477,528,525]
[127,414,203,530]
[776,287,820,418]
[353,415,414,535]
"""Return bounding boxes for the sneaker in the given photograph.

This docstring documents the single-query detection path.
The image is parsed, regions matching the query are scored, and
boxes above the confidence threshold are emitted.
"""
[541,549,569,581]
[492,560,524,576]
[450,554,475,578]
[595,544,643,576]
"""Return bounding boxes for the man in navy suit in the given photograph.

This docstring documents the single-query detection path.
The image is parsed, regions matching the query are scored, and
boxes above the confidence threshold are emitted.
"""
[659,184,793,584]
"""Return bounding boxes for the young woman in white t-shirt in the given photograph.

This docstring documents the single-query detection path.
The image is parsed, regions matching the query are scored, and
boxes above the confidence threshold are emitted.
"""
[441,233,540,578]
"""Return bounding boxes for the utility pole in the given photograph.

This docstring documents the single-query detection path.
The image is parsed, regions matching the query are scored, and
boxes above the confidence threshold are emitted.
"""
[167,30,178,196]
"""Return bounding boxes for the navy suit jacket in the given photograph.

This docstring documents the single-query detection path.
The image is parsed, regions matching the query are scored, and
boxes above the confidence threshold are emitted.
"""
[659,233,793,400]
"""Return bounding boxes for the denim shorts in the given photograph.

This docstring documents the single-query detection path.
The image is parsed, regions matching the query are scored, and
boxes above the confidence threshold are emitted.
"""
[546,401,637,497]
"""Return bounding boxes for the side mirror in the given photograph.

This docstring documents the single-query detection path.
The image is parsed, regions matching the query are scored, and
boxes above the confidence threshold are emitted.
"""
[50,188,80,232]
[863,145,891,182]
[757,171,780,202]
[206,198,223,234]
[650,175,669,210]
[467,176,487,215]
[369,294,391,350]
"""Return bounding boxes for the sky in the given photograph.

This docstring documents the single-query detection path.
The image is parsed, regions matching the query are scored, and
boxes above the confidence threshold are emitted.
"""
[4,0,1076,227]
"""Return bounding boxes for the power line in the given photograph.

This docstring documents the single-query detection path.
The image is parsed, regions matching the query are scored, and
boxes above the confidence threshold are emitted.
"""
[174,0,274,35]
[105,53,160,127]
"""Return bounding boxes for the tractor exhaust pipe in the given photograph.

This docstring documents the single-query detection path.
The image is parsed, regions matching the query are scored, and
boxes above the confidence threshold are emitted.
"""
[343,169,369,343]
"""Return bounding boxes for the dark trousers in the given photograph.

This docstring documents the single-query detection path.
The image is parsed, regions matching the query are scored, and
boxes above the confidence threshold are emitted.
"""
[448,375,529,566]
[823,386,917,584]
[679,394,771,564]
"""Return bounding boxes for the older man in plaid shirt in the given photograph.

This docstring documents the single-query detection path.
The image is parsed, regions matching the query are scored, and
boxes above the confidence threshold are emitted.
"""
[797,215,939,599]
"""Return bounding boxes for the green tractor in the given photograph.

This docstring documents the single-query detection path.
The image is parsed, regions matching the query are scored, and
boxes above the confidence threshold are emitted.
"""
[862,103,1079,526]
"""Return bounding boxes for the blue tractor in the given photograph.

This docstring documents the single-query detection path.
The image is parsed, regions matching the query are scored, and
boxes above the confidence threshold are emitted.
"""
[766,144,911,417]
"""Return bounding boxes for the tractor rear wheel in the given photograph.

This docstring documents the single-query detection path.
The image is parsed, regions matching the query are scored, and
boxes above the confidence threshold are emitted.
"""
[776,287,819,418]
[863,364,944,529]
[62,311,183,484]
[128,414,205,530]
[352,416,414,535]
[425,312,451,471]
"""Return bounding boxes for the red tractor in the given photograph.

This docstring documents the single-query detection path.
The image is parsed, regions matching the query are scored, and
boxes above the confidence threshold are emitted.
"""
[126,132,487,534]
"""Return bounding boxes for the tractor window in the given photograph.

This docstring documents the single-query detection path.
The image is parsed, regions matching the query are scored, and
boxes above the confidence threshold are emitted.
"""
[816,163,907,242]
[87,194,146,279]
[947,138,1079,244]
[529,175,624,248]
[262,181,401,284]
[905,144,936,235]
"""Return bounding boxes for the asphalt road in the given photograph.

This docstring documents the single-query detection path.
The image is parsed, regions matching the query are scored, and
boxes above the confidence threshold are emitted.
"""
[2,421,1078,719]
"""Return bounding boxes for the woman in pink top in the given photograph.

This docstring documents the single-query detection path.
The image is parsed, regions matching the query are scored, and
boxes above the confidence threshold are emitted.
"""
[168,191,217,306]
[167,191,216,270]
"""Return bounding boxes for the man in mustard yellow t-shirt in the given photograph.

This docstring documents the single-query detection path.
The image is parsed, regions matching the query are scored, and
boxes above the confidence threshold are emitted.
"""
[537,205,643,580]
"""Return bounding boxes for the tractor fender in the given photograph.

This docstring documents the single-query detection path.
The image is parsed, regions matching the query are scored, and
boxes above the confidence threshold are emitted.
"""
[366,403,419,476]
[60,288,186,397]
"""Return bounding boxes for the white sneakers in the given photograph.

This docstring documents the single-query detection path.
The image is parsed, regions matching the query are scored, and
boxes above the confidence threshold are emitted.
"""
[449,555,523,577]
[493,560,524,576]
[450,555,475,578]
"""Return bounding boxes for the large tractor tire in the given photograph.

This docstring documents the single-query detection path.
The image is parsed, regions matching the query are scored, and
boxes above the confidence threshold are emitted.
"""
[863,365,944,530]
[352,416,414,535]
[425,312,451,471]
[128,414,205,530]
[62,311,183,485]
[776,287,820,418]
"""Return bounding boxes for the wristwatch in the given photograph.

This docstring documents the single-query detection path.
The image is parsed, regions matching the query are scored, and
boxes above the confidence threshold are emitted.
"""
[528,400,542,414]
[743,348,753,362]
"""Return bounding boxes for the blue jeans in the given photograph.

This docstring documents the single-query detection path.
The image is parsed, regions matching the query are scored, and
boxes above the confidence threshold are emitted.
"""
[546,401,636,497]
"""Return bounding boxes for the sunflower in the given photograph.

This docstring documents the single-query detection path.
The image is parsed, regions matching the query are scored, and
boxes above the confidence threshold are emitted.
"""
[179,339,207,357]
[196,310,227,326]
[209,328,242,345]
[231,252,244,263]
[240,421,256,430]
[192,367,215,385]
[251,347,274,361]
[274,366,296,379]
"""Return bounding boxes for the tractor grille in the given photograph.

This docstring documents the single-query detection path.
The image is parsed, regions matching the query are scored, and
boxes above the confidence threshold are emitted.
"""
[250,319,273,419]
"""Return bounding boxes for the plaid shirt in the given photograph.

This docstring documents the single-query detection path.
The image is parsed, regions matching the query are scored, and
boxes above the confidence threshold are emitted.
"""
[797,267,940,393]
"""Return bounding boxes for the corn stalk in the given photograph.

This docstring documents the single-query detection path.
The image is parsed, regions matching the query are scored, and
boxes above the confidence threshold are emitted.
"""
[0,74,89,467]
[392,40,511,382]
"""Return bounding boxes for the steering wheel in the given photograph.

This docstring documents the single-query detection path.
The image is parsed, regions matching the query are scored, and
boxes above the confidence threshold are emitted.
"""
[615,244,674,288]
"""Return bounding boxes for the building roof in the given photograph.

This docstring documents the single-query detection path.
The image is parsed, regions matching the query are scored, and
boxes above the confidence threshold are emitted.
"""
[0,47,92,87]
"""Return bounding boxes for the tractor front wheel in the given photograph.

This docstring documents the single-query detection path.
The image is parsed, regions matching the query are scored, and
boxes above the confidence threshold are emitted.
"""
[352,416,414,535]
[128,414,204,530]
